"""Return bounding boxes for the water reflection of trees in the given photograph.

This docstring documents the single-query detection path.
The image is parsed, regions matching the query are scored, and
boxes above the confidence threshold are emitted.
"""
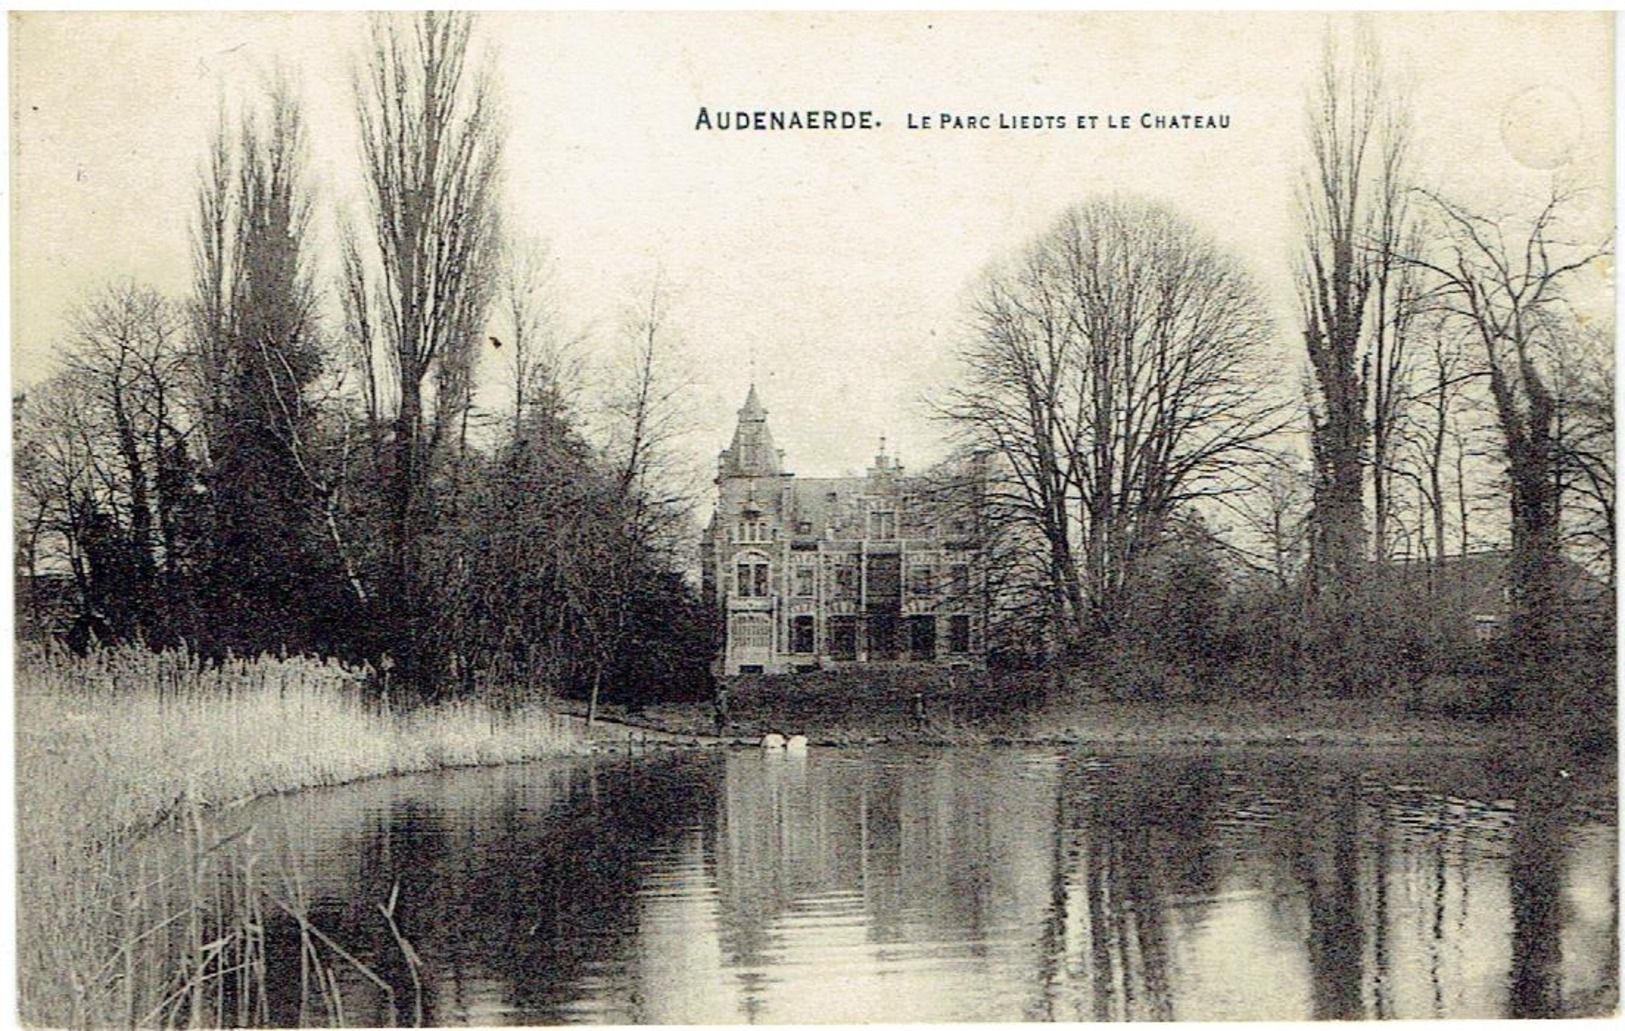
[251,755,724,1026]
[216,747,1614,1024]
[1271,753,1615,1021]
[1038,752,1613,1022]
[1275,759,1513,1020]
[703,749,1614,1022]
[1040,756,1226,1021]
[1508,765,1569,1018]
[1286,769,1367,1020]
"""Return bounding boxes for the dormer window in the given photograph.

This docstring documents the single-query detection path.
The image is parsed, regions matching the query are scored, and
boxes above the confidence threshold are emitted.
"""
[740,519,769,543]
[870,511,896,540]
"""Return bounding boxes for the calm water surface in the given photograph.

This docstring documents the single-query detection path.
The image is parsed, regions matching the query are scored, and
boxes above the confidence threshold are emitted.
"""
[204,746,1616,1024]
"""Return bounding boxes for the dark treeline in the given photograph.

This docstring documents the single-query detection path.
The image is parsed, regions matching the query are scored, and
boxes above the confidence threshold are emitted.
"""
[14,13,714,710]
[946,27,1614,719]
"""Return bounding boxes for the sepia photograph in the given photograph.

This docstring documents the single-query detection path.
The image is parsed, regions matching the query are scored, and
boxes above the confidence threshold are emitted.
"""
[9,10,1617,1025]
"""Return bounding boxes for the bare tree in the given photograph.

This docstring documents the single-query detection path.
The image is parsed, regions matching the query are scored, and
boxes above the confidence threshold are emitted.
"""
[14,375,103,604]
[349,11,505,691]
[192,108,234,471]
[494,234,578,438]
[600,275,700,561]
[339,224,384,449]
[1410,186,1610,662]
[1554,324,1614,587]
[61,287,188,569]
[1296,25,1413,605]
[920,447,1052,665]
[949,261,1083,663]
[1231,454,1314,592]
[1370,224,1423,563]
[1395,309,1483,589]
[947,195,1283,654]
[37,282,194,643]
[555,496,640,730]
[1215,454,1316,683]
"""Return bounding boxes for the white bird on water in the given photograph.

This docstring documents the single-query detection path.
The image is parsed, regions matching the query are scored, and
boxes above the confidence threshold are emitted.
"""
[761,732,808,753]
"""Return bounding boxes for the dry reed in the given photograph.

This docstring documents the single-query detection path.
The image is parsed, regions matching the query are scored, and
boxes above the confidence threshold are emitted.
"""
[15,644,584,1027]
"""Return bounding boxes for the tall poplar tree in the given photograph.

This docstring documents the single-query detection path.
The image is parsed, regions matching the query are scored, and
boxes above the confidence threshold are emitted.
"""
[347,12,505,694]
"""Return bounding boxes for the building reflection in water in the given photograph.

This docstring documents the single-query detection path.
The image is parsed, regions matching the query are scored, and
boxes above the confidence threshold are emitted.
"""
[208,746,1615,1024]
[705,750,1060,1022]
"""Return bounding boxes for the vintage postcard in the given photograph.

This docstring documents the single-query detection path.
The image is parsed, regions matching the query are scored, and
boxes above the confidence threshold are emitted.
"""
[11,11,1616,1026]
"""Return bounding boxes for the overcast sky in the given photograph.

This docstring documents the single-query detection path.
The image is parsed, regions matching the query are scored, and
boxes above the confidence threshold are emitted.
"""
[10,11,1613,478]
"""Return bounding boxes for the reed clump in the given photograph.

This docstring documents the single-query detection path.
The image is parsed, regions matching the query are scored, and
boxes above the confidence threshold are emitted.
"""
[16,644,584,1027]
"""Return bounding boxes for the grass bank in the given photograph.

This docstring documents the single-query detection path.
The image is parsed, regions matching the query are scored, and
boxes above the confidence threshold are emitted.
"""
[15,645,584,1028]
[623,666,1560,750]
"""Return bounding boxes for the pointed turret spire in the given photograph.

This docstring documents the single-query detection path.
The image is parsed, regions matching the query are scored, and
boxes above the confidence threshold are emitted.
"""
[719,383,782,478]
[868,433,901,477]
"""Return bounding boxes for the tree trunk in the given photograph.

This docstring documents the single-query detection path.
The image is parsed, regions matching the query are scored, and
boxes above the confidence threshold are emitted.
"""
[1311,383,1369,604]
[390,380,425,692]
[1507,442,1561,667]
[1373,421,1391,564]
[587,663,604,731]
[1310,397,1368,696]
[1427,404,1448,595]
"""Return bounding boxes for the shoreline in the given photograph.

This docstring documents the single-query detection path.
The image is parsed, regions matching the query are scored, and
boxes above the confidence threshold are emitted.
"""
[601,661,1613,759]
[568,700,1522,753]
[88,705,1524,845]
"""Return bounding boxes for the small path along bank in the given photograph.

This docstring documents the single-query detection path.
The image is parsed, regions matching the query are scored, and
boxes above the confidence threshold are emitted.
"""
[566,698,1521,751]
[559,711,731,749]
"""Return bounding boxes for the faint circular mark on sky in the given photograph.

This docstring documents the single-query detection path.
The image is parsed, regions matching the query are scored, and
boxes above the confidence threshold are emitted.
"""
[1499,85,1582,170]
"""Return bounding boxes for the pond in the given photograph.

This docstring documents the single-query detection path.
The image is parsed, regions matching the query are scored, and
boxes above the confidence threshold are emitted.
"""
[195,746,1615,1024]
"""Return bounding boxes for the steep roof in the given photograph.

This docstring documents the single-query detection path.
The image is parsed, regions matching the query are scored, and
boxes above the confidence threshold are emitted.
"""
[1384,550,1609,609]
[785,476,868,534]
[719,384,782,477]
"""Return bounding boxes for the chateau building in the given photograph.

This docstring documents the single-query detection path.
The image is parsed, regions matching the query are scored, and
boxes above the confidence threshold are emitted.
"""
[702,386,986,676]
